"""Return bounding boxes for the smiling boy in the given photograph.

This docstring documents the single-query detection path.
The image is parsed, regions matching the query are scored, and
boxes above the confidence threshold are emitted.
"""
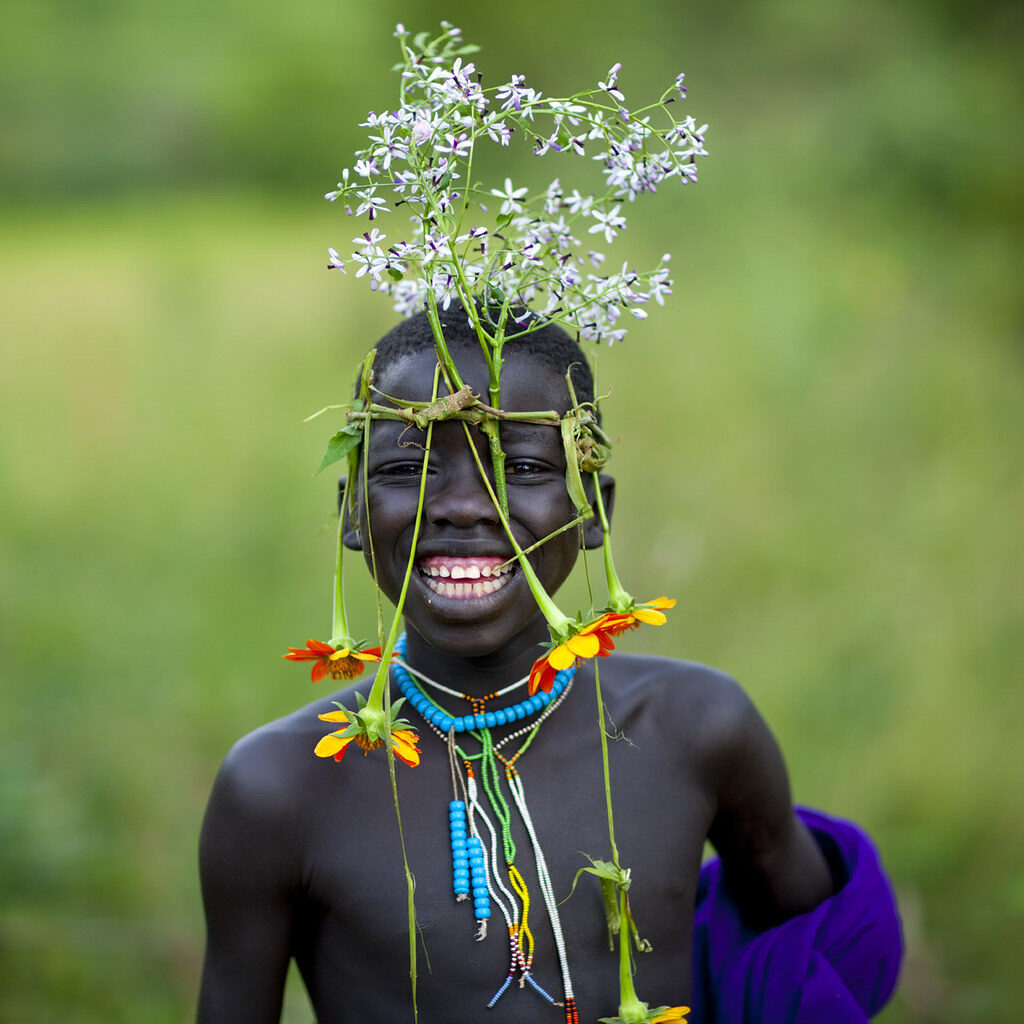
[197,313,902,1024]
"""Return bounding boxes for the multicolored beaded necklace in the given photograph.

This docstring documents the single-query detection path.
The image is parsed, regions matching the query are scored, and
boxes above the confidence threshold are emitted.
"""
[392,634,581,1024]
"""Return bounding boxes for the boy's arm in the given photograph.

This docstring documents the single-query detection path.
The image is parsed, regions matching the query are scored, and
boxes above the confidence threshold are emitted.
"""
[197,742,299,1024]
[703,677,834,929]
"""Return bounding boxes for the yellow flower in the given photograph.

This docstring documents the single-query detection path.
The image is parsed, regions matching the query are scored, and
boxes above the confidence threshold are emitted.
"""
[528,616,621,694]
[314,707,421,767]
[601,1005,690,1024]
[603,596,676,634]
[651,1007,690,1024]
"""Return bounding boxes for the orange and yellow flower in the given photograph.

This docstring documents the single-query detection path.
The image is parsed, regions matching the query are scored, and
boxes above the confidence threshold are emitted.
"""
[283,639,383,682]
[651,1007,690,1023]
[314,707,421,766]
[528,616,624,695]
[601,596,676,637]
[600,1005,689,1024]
[528,599,676,695]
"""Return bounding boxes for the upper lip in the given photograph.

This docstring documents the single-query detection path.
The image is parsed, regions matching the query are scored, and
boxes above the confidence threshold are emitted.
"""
[412,540,516,561]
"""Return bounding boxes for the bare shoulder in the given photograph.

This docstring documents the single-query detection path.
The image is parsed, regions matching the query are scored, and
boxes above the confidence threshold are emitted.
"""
[593,652,768,791]
[203,682,372,837]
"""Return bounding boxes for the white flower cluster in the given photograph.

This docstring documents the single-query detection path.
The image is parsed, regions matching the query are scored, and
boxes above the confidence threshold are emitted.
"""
[325,22,708,344]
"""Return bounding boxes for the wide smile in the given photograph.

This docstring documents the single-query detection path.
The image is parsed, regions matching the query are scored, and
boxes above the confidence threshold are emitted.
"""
[417,555,518,601]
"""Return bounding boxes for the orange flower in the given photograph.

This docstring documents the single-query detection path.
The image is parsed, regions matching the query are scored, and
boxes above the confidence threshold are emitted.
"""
[601,596,676,638]
[528,615,626,695]
[314,707,421,766]
[283,639,382,682]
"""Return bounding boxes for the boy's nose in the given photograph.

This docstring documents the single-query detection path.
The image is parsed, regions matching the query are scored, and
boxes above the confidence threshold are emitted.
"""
[424,458,500,529]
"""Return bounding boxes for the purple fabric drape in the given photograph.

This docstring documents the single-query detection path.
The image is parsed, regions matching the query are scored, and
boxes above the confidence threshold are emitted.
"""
[691,807,903,1023]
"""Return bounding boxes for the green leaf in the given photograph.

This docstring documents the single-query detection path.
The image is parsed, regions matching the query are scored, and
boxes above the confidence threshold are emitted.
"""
[495,212,513,232]
[315,427,362,475]
[387,266,404,282]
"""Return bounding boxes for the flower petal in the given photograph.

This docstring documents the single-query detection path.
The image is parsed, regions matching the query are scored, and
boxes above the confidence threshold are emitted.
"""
[547,643,577,671]
[528,658,557,695]
[314,734,352,758]
[392,730,421,767]
[566,632,600,659]
[329,647,352,660]
[317,710,350,723]
[644,597,676,610]
[651,1007,690,1023]
[632,608,667,625]
[310,660,329,683]
[305,639,336,653]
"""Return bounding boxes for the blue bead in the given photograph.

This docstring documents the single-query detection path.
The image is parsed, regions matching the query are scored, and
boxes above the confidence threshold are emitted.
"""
[450,827,466,839]
[484,712,497,728]
[494,709,508,726]
[474,713,487,730]
[475,907,491,919]
[438,716,453,731]
[530,695,544,712]
[514,705,527,720]
[449,800,465,811]
[473,896,490,908]
[472,887,489,898]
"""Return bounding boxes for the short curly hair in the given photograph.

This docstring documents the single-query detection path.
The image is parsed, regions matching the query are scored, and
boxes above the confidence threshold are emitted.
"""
[363,309,596,411]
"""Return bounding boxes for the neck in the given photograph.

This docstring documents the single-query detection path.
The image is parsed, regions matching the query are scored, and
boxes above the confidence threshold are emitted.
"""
[401,618,550,699]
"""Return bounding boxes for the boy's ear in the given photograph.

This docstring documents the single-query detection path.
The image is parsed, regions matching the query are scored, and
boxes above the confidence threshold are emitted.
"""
[338,476,362,550]
[581,473,614,550]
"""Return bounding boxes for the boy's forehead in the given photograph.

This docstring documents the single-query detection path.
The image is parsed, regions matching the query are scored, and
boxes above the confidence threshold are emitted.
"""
[374,344,572,412]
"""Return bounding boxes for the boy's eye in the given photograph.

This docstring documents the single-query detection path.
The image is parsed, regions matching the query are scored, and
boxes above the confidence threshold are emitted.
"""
[505,458,550,477]
[374,461,426,478]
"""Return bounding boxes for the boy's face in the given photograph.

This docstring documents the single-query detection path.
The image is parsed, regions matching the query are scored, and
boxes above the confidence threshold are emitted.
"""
[354,343,589,659]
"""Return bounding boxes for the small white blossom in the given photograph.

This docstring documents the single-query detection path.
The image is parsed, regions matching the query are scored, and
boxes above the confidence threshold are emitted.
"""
[588,204,627,243]
[490,177,529,216]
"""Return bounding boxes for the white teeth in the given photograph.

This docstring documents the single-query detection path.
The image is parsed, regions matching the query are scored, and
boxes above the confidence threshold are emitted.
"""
[466,565,481,579]
[450,565,465,579]
[440,565,450,577]
[481,566,492,577]
[421,568,513,599]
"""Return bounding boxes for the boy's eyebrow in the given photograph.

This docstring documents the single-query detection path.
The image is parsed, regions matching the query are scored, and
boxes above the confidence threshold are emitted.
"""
[499,421,562,444]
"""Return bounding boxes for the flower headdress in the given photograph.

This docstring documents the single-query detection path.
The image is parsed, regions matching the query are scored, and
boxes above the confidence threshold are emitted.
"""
[284,23,706,1023]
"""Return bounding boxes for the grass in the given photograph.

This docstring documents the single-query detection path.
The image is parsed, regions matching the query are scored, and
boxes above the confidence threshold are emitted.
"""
[1,187,1020,1021]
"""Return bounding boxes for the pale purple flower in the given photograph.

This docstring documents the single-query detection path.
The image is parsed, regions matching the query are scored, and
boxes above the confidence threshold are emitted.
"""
[327,247,346,272]
[485,119,512,146]
[355,188,389,220]
[588,204,627,243]
[599,63,625,103]
[490,177,529,216]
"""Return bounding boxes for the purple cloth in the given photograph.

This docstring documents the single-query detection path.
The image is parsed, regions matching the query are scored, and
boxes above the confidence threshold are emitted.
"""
[691,808,903,1023]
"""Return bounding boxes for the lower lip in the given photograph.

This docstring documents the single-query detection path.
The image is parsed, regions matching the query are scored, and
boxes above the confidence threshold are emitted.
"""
[419,567,517,600]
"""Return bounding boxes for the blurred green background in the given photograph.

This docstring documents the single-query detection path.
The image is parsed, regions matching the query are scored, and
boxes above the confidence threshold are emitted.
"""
[2,0,1021,1020]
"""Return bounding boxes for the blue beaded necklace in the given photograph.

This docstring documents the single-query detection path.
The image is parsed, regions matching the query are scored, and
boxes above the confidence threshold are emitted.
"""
[392,633,573,732]
[391,634,579,1019]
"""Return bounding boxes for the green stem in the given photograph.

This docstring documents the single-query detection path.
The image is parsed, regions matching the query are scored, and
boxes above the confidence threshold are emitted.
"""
[458,420,574,639]
[593,660,619,866]
[364,367,440,714]
[592,471,633,612]
[491,513,591,572]
[424,291,465,391]
[330,479,349,642]
[615,888,646,1021]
